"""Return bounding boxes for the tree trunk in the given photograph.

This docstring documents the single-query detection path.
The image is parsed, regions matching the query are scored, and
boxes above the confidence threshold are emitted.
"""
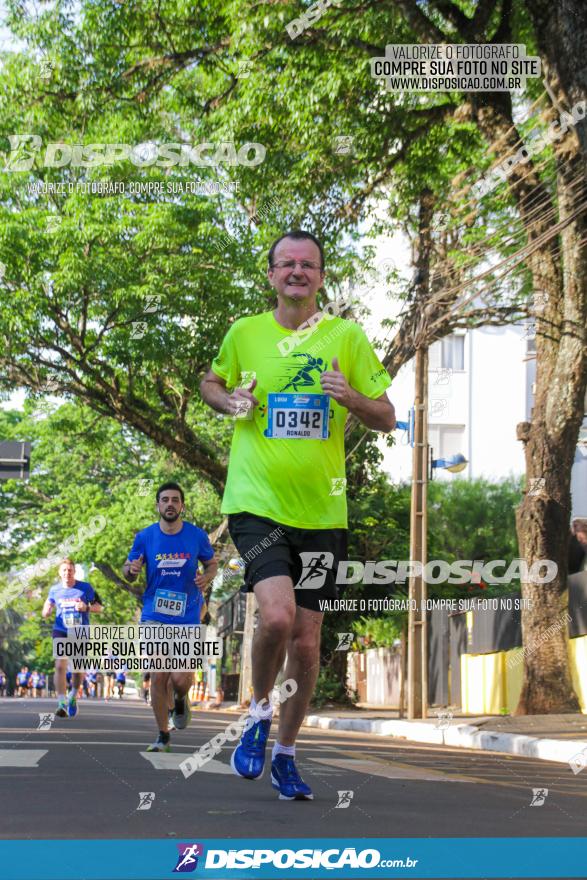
[512,0,587,714]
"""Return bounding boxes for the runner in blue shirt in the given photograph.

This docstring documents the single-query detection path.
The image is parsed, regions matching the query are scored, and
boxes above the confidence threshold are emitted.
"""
[42,557,103,718]
[123,482,217,752]
[36,672,46,698]
[16,666,30,697]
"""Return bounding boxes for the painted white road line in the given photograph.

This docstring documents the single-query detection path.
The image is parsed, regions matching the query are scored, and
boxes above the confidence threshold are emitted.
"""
[141,752,232,773]
[0,739,213,747]
[0,749,48,767]
[308,756,469,782]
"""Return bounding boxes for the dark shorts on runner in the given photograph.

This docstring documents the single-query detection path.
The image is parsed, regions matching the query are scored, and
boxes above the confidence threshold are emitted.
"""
[228,512,347,612]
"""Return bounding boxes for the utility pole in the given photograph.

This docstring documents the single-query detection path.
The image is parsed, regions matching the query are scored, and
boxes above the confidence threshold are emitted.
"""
[407,347,429,719]
[407,189,434,720]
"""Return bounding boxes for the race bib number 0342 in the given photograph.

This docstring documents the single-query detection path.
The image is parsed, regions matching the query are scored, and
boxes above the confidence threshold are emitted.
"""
[265,393,330,439]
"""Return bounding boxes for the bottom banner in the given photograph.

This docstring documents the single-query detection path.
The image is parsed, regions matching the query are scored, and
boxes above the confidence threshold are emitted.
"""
[0,837,585,879]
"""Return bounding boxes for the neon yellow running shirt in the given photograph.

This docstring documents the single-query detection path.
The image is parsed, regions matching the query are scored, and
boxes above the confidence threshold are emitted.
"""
[211,311,391,529]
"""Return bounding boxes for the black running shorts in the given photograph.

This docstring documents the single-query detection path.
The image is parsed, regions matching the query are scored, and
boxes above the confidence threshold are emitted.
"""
[227,512,347,612]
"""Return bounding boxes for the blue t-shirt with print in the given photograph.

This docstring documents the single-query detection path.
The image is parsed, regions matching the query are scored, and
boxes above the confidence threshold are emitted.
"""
[48,581,96,634]
[128,522,214,624]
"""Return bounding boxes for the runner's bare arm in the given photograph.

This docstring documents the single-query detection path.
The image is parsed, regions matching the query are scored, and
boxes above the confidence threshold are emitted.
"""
[200,369,259,415]
[195,556,218,590]
[123,554,144,582]
[346,391,396,433]
[320,359,395,432]
[41,599,54,618]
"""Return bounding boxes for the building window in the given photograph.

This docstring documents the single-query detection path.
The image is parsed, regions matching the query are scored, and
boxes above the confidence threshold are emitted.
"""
[441,334,465,370]
[428,425,466,459]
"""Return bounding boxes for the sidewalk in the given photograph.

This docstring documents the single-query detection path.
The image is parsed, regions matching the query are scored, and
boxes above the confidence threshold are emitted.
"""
[302,706,587,766]
[196,700,587,765]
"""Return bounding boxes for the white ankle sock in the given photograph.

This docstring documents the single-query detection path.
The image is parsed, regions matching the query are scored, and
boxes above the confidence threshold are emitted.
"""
[251,697,273,719]
[272,742,295,759]
[57,693,66,702]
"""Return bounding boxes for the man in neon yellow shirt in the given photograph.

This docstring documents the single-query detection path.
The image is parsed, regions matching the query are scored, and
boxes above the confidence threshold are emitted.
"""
[200,230,395,800]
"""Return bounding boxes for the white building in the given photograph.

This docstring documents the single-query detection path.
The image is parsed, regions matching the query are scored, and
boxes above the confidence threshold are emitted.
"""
[360,236,587,518]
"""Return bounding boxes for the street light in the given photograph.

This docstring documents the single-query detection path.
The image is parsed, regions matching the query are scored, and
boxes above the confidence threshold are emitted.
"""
[431,452,468,476]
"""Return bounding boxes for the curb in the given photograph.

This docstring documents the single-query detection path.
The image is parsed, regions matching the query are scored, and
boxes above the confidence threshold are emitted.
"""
[303,715,587,766]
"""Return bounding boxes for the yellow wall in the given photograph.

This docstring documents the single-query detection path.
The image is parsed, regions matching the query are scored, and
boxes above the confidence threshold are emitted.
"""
[569,636,587,711]
[460,637,586,714]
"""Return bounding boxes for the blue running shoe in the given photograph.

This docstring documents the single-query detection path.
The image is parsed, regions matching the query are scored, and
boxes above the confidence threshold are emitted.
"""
[67,696,78,718]
[271,754,314,800]
[230,717,271,779]
[55,699,68,718]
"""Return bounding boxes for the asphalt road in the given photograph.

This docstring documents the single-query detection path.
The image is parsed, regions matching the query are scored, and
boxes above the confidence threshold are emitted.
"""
[2,696,587,846]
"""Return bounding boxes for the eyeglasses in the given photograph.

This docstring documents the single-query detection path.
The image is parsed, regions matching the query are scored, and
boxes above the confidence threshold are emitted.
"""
[271,260,323,271]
